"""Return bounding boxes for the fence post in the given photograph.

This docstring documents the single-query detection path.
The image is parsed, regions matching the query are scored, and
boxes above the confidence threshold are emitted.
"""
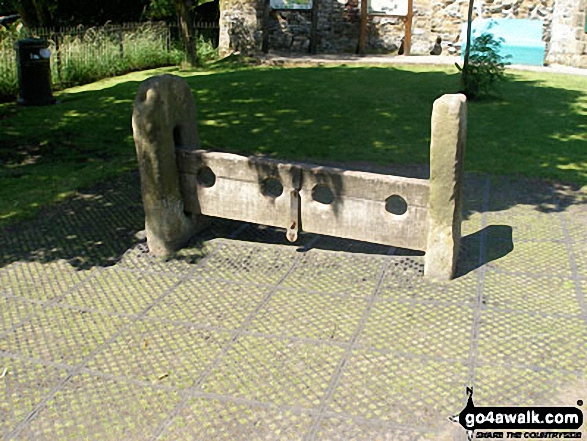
[166,23,172,65]
[53,32,62,86]
[424,94,467,281]
[132,75,200,255]
[118,27,124,59]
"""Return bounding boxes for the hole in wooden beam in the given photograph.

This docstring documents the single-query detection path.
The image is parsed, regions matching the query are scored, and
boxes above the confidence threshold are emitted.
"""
[261,177,283,198]
[196,166,216,188]
[312,185,334,205]
[385,195,408,215]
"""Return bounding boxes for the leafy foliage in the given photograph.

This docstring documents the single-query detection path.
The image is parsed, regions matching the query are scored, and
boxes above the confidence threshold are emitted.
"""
[6,0,148,27]
[142,0,216,20]
[195,34,218,63]
[0,1,13,14]
[457,33,510,100]
[143,0,176,19]
[0,17,23,38]
[0,19,24,99]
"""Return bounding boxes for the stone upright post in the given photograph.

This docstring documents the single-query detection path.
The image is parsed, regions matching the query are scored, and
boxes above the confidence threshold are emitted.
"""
[424,94,467,280]
[132,75,199,255]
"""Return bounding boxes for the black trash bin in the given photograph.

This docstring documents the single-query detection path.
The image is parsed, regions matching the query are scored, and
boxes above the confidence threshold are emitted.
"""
[15,38,55,106]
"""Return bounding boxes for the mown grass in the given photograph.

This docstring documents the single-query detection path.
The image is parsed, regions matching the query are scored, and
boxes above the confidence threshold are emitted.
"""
[1,63,586,227]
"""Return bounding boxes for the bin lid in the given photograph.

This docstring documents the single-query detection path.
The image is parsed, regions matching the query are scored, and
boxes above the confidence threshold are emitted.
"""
[15,38,48,48]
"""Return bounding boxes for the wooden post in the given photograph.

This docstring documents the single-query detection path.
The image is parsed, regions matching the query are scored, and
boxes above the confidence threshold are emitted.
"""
[357,0,368,54]
[118,27,124,59]
[309,0,318,54]
[166,23,172,65]
[404,0,413,55]
[53,32,62,86]
[262,0,270,54]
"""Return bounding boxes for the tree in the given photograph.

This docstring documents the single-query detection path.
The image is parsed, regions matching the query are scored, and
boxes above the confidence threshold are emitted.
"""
[461,0,475,92]
[457,0,509,99]
[143,0,175,19]
[0,0,15,15]
[8,0,147,27]
[175,0,198,67]
[10,0,54,27]
[144,0,199,67]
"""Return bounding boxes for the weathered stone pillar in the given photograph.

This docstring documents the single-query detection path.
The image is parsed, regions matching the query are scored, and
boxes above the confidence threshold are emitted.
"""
[547,0,587,67]
[424,94,467,281]
[219,0,262,57]
[132,75,199,255]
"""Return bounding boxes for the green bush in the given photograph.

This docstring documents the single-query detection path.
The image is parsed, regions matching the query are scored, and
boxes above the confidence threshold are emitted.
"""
[196,34,218,64]
[457,33,510,100]
[0,21,24,100]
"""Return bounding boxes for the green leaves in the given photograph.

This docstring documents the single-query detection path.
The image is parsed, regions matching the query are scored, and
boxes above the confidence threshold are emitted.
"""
[460,33,510,100]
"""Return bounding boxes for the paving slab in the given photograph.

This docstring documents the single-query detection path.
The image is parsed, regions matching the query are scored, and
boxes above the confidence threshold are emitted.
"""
[0,169,586,440]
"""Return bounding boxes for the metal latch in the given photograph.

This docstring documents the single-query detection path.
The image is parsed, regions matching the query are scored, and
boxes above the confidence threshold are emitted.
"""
[286,167,301,242]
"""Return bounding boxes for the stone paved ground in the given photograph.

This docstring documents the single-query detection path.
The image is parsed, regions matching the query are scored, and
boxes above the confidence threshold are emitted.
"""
[0,169,586,440]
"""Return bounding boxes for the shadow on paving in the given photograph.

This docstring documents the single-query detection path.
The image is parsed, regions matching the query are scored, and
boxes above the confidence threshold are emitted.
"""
[0,171,219,271]
[0,168,586,440]
[0,168,477,272]
[1,166,585,276]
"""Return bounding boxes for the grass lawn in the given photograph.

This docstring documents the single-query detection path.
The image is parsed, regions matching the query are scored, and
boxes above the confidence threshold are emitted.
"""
[1,63,586,227]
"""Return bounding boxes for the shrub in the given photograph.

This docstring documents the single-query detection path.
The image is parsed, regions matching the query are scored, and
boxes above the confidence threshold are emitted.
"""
[196,34,218,64]
[0,21,24,100]
[457,33,510,100]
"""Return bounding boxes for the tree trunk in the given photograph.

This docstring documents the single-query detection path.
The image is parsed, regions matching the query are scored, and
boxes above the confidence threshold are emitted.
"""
[12,0,41,27]
[175,0,198,67]
[32,0,52,27]
[461,0,475,89]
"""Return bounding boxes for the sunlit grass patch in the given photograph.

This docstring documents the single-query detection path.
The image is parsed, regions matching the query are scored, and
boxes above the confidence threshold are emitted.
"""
[1,64,586,227]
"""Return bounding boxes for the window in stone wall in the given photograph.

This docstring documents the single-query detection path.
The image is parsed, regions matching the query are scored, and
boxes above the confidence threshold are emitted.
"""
[368,0,408,16]
[270,0,312,9]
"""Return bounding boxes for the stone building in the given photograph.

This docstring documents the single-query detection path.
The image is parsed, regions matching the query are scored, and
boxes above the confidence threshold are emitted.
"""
[218,0,587,67]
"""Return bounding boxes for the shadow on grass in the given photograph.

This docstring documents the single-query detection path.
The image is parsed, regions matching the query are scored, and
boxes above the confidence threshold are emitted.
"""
[0,65,584,269]
[2,66,585,211]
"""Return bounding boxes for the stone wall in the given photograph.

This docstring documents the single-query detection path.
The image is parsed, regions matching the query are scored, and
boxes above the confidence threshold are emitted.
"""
[430,0,555,54]
[547,0,587,67]
[219,0,263,56]
[219,0,587,65]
